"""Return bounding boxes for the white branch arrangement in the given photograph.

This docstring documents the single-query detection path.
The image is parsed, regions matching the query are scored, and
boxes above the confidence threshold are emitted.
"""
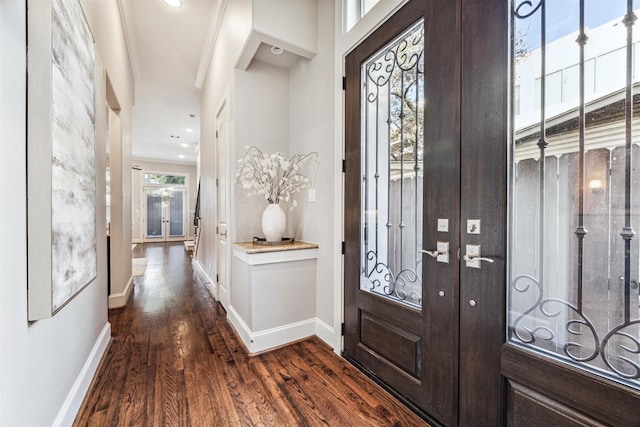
[236,146,318,209]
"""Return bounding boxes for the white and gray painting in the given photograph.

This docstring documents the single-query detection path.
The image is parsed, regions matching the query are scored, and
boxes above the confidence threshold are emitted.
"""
[50,0,96,312]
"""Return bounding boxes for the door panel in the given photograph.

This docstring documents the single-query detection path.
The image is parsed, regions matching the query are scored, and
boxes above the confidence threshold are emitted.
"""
[459,0,507,425]
[359,310,421,379]
[145,190,164,239]
[344,1,464,425]
[216,100,229,310]
[168,190,185,237]
[505,0,640,424]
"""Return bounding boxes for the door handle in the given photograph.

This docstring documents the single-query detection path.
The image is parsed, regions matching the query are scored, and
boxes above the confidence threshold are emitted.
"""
[421,249,444,257]
[219,231,227,237]
[463,244,495,268]
[462,254,495,263]
[421,242,449,263]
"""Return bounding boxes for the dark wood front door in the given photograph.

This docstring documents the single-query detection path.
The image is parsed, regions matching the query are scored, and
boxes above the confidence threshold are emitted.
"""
[343,1,507,426]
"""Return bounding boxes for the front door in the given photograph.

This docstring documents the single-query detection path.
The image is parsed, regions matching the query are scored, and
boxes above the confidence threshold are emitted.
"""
[344,1,506,425]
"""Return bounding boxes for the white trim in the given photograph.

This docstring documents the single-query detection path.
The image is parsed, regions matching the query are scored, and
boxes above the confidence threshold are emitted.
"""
[235,29,317,71]
[195,0,228,89]
[132,156,196,167]
[227,306,316,354]
[232,246,319,266]
[315,319,339,351]
[193,259,217,300]
[116,0,140,84]
[52,323,112,427]
[338,0,406,55]
[141,170,189,187]
[108,275,134,308]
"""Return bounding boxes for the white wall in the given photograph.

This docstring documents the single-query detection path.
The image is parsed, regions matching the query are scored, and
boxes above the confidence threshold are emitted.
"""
[0,1,115,425]
[288,0,338,347]
[233,61,290,241]
[82,0,136,309]
[198,0,253,283]
[253,0,317,56]
[0,0,135,424]
[199,0,344,351]
[131,159,198,241]
[196,0,407,353]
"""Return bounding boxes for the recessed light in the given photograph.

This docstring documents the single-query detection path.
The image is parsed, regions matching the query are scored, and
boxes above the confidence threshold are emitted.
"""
[178,155,185,159]
[186,128,193,133]
[270,46,284,55]
[181,143,188,148]
[162,0,181,7]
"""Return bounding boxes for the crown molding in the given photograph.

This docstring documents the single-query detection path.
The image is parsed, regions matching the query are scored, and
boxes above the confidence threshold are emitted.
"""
[117,0,141,84]
[195,0,228,89]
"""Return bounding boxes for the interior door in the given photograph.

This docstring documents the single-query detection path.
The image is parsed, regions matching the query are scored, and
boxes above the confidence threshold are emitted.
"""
[216,100,230,310]
[344,1,505,425]
[503,0,640,424]
[143,188,187,242]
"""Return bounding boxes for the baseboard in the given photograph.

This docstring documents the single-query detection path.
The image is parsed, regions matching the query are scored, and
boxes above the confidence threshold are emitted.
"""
[315,319,340,352]
[227,305,253,349]
[192,260,217,300]
[52,323,112,427]
[108,275,134,308]
[227,306,316,354]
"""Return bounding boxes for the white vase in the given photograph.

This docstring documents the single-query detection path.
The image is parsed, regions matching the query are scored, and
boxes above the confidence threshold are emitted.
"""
[262,203,286,242]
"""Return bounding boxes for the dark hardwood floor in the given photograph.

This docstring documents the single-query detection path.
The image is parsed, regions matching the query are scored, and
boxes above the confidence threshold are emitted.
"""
[74,242,429,426]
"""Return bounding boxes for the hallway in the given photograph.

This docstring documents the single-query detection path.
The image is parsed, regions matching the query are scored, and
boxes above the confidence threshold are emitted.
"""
[74,243,428,426]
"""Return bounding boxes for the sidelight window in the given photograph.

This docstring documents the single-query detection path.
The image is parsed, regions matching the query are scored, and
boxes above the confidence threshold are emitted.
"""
[509,0,640,387]
[359,20,424,309]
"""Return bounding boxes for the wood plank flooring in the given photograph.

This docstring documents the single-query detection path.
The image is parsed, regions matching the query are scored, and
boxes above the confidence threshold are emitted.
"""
[74,242,430,426]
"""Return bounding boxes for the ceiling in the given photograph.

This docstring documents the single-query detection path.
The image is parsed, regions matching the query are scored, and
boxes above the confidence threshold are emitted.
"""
[119,0,220,165]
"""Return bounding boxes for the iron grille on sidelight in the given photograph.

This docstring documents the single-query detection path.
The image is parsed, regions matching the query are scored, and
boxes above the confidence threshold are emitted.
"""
[509,0,640,386]
[360,20,424,309]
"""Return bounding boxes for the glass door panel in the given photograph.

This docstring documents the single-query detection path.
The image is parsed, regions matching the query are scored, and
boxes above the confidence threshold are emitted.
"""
[360,20,424,309]
[509,0,640,388]
[145,190,164,239]
[168,190,185,238]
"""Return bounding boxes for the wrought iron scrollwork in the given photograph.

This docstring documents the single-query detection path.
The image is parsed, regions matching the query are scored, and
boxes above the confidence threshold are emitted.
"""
[364,251,422,307]
[514,0,543,19]
[601,321,640,379]
[365,23,424,103]
[512,273,640,379]
[511,275,600,363]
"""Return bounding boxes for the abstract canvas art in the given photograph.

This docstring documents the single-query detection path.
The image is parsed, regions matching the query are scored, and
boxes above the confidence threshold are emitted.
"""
[27,0,97,320]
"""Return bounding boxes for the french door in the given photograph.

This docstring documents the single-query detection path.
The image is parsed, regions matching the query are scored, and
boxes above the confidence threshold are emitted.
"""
[344,0,507,426]
[144,188,187,242]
